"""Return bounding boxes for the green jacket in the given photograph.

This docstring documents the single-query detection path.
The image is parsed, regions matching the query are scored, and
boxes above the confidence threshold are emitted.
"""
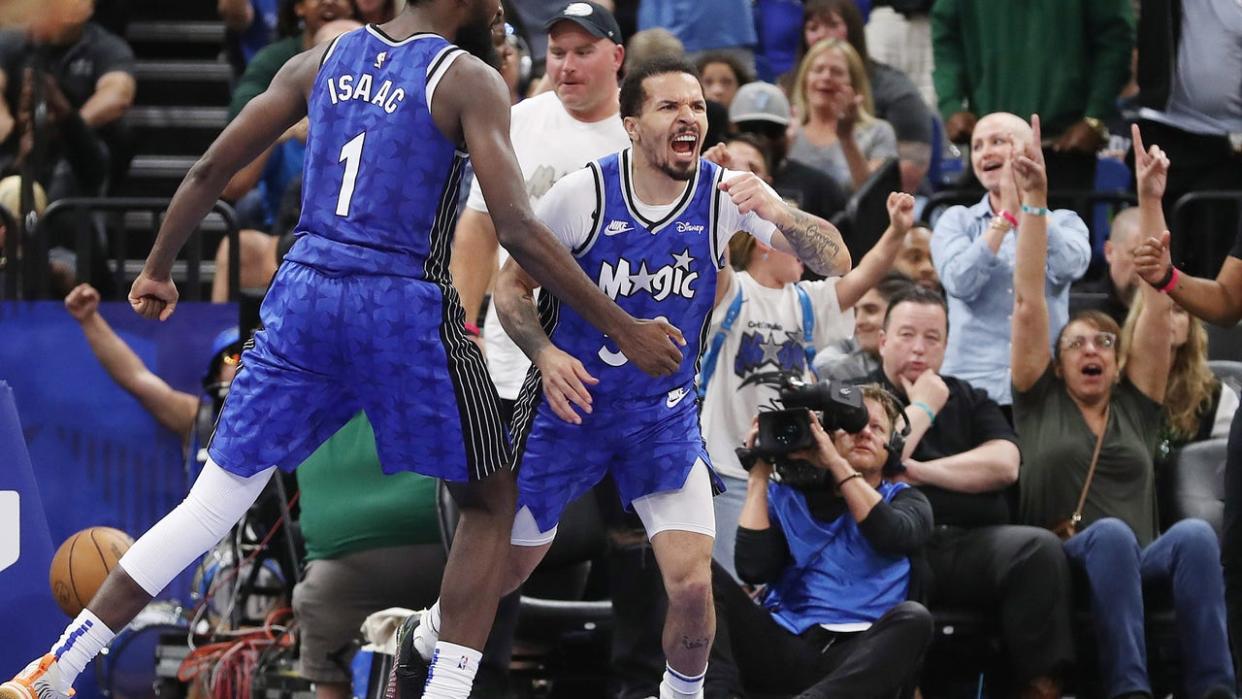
[931,0,1134,136]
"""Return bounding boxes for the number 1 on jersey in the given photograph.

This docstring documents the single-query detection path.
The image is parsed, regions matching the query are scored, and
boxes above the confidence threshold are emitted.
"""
[336,131,366,217]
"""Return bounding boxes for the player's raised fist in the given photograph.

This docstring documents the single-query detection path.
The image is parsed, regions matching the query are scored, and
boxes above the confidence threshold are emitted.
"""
[720,172,788,228]
[129,272,179,322]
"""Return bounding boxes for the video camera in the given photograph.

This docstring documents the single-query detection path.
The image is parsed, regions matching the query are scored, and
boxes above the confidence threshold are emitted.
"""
[735,373,870,490]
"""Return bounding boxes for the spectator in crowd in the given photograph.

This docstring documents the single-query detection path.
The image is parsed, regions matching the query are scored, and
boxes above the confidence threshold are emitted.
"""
[1014,120,1234,699]
[932,112,1091,409]
[227,0,353,120]
[63,283,237,447]
[1133,0,1242,279]
[696,52,750,110]
[728,81,847,224]
[1079,207,1143,325]
[218,0,280,73]
[699,190,915,580]
[637,0,756,73]
[622,27,683,73]
[1133,129,1242,679]
[0,0,136,196]
[1120,292,1239,457]
[931,0,1133,192]
[705,386,934,699]
[861,284,1074,698]
[865,0,936,110]
[813,272,913,382]
[788,0,933,193]
[894,222,938,292]
[788,38,897,193]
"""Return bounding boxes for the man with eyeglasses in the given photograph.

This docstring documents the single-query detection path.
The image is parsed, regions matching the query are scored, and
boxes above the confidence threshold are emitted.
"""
[856,284,1074,698]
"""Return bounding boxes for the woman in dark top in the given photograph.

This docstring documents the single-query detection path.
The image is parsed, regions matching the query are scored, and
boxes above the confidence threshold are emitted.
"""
[1010,119,1234,699]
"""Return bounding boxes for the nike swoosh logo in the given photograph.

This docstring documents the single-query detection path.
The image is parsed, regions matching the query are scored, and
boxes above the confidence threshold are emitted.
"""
[666,388,689,408]
[603,222,634,236]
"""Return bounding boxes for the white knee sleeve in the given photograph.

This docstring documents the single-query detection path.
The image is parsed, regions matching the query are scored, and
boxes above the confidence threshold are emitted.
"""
[633,458,716,540]
[119,459,273,595]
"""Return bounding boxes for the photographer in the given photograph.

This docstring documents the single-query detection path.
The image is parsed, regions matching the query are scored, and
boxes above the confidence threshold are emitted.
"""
[705,385,933,699]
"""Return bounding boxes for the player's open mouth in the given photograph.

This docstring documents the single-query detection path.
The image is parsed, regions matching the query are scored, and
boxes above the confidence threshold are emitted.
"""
[671,132,698,156]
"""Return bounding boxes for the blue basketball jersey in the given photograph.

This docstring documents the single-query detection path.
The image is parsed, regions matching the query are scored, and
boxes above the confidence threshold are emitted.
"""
[284,26,467,281]
[536,149,726,401]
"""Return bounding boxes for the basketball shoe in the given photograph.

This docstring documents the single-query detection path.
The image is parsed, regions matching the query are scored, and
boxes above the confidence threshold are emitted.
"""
[0,654,74,699]
[385,611,429,699]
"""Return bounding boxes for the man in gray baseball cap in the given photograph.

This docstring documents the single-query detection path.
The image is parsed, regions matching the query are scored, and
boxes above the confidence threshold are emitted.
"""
[729,82,846,223]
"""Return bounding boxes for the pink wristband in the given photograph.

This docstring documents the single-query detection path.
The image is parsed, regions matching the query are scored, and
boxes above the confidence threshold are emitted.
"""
[464,322,481,337]
[1159,267,1180,294]
[1000,211,1019,228]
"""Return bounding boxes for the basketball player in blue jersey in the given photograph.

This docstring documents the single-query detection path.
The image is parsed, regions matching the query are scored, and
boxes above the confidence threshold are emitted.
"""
[0,3,688,699]
[409,58,851,699]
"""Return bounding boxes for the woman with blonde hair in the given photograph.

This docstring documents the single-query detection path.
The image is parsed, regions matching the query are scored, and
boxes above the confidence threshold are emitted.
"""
[1120,293,1239,455]
[787,38,898,192]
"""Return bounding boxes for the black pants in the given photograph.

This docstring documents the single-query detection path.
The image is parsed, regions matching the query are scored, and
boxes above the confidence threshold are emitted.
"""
[1222,408,1242,685]
[705,563,932,699]
[1130,119,1242,278]
[926,525,1074,682]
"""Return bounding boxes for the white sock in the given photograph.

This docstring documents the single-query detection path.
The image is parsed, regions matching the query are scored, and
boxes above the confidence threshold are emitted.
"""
[49,610,115,691]
[413,600,441,662]
[660,662,706,699]
[422,641,481,699]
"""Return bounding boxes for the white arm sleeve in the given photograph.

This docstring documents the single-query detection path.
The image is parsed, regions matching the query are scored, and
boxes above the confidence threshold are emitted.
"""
[465,170,487,213]
[715,168,779,252]
[532,167,597,250]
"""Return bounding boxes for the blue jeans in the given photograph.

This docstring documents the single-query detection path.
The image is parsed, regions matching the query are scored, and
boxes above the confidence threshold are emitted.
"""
[1064,517,1234,698]
[712,473,748,582]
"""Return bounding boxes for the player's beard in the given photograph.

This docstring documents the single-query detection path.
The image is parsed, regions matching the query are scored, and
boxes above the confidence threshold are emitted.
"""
[456,17,499,67]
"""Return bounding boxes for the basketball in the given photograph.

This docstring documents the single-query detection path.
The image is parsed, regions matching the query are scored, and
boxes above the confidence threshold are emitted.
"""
[49,527,134,617]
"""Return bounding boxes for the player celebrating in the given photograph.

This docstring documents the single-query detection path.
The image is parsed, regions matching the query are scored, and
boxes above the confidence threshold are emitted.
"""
[408,58,851,699]
[0,3,684,699]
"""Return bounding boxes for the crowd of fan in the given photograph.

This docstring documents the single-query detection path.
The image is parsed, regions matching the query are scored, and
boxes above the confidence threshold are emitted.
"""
[9,0,1242,698]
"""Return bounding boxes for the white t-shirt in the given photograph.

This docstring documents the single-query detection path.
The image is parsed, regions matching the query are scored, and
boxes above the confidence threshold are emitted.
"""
[699,271,854,480]
[469,91,630,400]
[532,164,778,252]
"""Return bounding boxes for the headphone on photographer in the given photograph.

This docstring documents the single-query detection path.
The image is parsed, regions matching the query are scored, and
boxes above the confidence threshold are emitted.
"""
[872,388,913,478]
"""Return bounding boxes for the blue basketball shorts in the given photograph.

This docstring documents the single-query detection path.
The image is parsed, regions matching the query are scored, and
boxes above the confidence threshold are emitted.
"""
[208,260,510,481]
[510,382,721,534]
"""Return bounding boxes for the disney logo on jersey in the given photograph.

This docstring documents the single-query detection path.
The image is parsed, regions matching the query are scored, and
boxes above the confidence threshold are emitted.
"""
[603,220,634,236]
[597,248,698,302]
[675,221,705,234]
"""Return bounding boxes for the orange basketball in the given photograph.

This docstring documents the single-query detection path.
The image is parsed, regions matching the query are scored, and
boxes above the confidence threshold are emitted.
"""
[49,527,134,617]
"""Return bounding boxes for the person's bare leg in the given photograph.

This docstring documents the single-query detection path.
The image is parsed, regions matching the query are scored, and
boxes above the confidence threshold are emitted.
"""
[437,468,518,648]
[86,571,153,632]
[211,229,279,302]
[650,530,715,697]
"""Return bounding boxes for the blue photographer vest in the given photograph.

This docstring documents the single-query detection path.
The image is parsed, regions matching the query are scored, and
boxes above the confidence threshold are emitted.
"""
[762,480,911,633]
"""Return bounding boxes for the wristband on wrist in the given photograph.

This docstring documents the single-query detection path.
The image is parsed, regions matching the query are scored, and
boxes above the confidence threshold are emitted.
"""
[1000,210,1019,228]
[464,322,480,337]
[1158,266,1181,294]
[910,400,937,423]
[836,471,863,488]
[1020,204,1050,217]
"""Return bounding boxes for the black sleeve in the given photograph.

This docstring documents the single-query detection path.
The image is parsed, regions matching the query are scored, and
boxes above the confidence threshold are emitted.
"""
[56,110,109,192]
[734,525,792,586]
[858,488,934,555]
[964,381,1019,445]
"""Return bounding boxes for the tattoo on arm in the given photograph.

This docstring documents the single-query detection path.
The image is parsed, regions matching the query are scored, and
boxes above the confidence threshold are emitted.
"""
[680,635,710,650]
[777,210,847,276]
[495,277,551,361]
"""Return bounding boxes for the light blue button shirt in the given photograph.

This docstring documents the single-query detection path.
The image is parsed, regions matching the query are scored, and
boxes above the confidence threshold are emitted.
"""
[931,194,1091,405]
